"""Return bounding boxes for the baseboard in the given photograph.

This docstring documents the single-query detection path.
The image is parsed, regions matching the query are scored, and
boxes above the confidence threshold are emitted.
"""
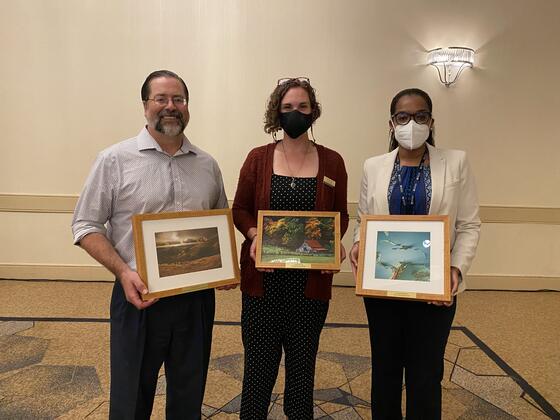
[466,275,560,291]
[1,264,558,291]
[0,263,113,281]
[332,271,560,291]
[332,271,356,286]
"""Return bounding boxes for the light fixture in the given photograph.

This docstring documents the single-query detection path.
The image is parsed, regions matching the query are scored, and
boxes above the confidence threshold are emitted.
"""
[427,47,474,87]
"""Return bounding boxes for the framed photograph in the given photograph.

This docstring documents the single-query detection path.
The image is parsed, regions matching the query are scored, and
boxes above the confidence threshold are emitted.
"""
[255,210,341,270]
[356,215,451,302]
[132,209,240,300]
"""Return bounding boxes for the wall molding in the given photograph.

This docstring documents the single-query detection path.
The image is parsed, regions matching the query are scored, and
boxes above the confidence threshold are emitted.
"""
[1,194,559,224]
[1,194,559,289]
[0,194,78,214]
[346,202,560,225]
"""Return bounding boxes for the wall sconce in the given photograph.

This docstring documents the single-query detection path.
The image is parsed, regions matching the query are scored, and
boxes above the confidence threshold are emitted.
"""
[427,47,474,87]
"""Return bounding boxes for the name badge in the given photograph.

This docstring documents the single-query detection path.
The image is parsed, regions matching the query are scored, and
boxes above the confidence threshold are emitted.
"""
[323,176,336,188]
[285,262,312,269]
[387,291,417,299]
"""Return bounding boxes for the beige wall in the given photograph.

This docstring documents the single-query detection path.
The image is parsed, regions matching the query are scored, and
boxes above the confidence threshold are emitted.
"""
[1,0,559,289]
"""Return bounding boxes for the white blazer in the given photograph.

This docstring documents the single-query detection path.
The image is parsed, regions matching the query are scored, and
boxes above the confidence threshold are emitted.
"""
[353,144,481,292]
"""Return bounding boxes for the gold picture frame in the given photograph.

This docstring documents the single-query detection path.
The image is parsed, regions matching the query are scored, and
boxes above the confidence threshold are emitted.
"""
[255,210,341,270]
[132,209,240,300]
[356,215,451,302]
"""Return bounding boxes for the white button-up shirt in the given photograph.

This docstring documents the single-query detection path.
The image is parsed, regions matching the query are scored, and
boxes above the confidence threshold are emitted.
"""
[72,127,228,269]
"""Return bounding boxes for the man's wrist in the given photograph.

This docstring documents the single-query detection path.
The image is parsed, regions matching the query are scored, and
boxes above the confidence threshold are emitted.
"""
[115,264,133,280]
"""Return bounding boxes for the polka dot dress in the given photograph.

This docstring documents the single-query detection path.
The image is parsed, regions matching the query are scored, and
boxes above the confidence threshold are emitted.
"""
[240,174,329,419]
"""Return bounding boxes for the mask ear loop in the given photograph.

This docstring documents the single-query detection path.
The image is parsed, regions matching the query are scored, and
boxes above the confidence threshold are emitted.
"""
[428,119,435,146]
[310,125,317,143]
[388,120,396,151]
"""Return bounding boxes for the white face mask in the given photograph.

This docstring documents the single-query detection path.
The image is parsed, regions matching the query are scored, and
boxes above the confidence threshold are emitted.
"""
[393,121,430,150]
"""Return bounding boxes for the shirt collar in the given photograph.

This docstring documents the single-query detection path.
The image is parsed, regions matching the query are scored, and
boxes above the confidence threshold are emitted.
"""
[178,136,197,155]
[137,126,197,156]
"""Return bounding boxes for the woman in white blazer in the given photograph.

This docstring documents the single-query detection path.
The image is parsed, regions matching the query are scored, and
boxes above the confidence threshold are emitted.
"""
[349,88,481,420]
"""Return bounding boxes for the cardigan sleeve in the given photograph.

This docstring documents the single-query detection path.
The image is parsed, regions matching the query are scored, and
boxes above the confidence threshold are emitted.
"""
[334,153,349,237]
[232,148,260,239]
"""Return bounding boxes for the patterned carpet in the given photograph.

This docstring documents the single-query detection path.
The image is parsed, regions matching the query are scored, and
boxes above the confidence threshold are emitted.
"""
[0,282,558,419]
[0,320,557,419]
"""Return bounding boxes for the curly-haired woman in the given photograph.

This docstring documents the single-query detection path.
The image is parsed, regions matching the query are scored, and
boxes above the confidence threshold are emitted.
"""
[232,77,349,419]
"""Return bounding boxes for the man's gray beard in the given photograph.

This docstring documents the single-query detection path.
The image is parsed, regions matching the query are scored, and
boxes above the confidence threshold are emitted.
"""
[155,118,185,136]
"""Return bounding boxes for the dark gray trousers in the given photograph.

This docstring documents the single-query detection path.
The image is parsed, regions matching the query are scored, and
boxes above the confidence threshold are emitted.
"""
[109,281,215,420]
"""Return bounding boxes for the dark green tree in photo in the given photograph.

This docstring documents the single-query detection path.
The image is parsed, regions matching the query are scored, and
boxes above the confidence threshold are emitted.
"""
[282,217,305,249]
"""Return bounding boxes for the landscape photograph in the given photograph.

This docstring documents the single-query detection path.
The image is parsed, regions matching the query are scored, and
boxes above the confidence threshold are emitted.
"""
[374,231,431,281]
[260,216,336,264]
[155,227,222,278]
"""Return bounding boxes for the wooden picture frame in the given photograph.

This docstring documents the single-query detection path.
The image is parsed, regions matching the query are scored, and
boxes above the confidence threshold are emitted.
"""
[255,210,341,270]
[132,209,240,300]
[355,215,451,302]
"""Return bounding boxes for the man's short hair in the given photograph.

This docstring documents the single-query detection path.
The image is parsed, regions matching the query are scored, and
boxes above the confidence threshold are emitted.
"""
[141,70,189,102]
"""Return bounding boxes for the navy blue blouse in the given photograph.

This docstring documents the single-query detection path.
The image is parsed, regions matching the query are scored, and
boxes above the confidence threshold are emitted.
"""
[388,159,432,215]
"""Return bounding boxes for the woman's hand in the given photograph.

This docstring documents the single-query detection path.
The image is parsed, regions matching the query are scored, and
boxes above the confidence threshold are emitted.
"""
[349,242,360,278]
[321,243,346,274]
[249,232,257,261]
[428,266,460,306]
[248,229,274,273]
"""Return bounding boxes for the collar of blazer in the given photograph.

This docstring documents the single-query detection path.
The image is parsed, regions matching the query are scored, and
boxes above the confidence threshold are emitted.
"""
[377,143,446,215]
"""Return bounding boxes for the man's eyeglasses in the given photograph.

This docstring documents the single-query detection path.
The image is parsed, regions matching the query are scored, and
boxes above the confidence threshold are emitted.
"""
[146,95,188,106]
[391,111,432,126]
[277,77,310,86]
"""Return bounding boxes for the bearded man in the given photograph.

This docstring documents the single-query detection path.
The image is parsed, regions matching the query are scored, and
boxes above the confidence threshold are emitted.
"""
[72,70,228,419]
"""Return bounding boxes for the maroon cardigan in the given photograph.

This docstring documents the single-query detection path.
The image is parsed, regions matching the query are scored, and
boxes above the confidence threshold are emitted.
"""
[232,143,349,301]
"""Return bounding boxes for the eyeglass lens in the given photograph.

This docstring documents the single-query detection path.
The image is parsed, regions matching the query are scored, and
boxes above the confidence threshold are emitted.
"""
[393,111,431,125]
[152,95,187,106]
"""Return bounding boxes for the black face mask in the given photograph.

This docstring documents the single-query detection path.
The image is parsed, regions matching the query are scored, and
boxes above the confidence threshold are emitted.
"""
[279,110,313,139]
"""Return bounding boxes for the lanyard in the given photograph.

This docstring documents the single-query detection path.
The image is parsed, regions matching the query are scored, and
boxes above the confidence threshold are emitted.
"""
[396,149,428,212]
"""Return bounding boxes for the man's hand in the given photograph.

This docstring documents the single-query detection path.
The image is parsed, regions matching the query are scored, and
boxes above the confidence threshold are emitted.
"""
[79,233,158,310]
[119,269,158,310]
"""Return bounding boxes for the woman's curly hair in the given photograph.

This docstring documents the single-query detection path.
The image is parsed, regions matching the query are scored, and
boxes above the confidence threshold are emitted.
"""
[264,79,321,135]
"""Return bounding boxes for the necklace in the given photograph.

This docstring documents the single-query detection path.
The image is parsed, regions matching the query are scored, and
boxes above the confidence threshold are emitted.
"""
[396,149,428,214]
[281,140,311,189]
